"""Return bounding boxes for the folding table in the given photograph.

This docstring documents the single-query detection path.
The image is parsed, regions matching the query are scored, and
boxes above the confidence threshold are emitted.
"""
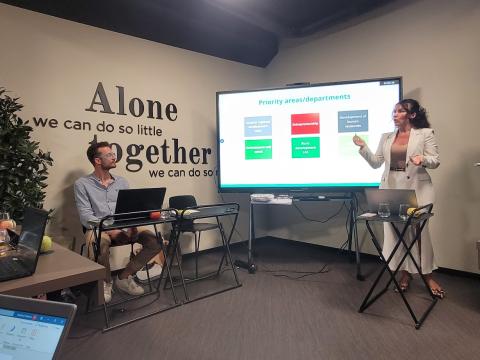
[357,204,438,329]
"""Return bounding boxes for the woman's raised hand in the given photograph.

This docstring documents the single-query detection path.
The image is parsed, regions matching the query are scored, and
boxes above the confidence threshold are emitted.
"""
[352,134,366,148]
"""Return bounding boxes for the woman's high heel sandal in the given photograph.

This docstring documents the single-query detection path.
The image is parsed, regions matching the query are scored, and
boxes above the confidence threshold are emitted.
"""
[430,288,445,299]
[394,273,412,293]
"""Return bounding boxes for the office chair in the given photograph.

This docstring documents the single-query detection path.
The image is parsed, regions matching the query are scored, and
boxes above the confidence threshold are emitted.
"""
[169,195,219,278]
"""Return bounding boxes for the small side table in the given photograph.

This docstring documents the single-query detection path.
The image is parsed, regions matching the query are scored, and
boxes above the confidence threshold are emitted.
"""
[357,204,437,329]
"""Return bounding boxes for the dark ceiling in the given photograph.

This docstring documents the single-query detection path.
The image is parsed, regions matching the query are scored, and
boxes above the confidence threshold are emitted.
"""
[2,0,396,67]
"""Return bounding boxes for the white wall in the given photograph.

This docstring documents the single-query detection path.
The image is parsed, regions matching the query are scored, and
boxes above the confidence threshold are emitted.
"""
[0,4,265,252]
[2,0,479,273]
[265,0,480,273]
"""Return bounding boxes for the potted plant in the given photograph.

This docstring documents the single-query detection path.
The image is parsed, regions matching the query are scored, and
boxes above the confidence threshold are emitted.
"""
[0,87,53,222]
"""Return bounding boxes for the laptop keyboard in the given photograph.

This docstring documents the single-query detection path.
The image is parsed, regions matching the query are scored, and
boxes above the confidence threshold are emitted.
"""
[0,258,29,280]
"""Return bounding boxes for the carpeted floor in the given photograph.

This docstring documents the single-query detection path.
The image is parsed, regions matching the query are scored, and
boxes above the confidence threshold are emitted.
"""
[61,237,480,360]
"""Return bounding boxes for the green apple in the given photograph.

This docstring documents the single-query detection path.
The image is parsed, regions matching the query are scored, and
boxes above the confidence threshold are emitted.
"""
[41,235,53,253]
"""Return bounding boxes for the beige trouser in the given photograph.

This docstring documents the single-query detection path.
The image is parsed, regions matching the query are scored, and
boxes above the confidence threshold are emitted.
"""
[382,222,435,274]
[382,171,437,274]
[85,226,162,282]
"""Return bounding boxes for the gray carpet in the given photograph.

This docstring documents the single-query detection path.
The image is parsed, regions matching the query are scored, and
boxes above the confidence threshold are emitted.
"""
[61,238,480,360]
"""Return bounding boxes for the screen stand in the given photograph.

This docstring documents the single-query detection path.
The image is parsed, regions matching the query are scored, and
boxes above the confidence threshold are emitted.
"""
[237,192,363,279]
[346,193,364,280]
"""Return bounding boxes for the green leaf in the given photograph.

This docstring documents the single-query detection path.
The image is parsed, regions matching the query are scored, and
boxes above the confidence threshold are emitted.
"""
[0,87,54,220]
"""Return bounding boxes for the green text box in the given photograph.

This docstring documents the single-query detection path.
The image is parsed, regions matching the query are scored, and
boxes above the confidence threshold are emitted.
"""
[291,137,320,158]
[339,134,369,157]
[245,139,272,159]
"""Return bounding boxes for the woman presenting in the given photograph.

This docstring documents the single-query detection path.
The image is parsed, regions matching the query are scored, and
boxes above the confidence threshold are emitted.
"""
[352,99,444,298]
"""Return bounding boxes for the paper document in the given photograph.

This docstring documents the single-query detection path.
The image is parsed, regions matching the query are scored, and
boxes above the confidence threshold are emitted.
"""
[359,212,377,218]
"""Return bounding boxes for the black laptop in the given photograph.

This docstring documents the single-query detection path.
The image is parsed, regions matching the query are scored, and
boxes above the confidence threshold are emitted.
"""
[0,207,49,282]
[365,189,418,215]
[0,293,76,359]
[113,187,167,222]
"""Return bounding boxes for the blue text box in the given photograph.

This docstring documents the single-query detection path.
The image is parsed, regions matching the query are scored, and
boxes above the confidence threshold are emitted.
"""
[338,110,368,133]
[244,116,272,137]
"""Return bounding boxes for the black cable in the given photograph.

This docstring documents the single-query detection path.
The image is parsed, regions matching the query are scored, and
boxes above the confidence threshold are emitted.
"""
[344,200,351,234]
[241,196,355,280]
[292,201,346,223]
[261,266,326,274]
[270,263,329,280]
[251,226,353,281]
[255,262,329,281]
[355,191,368,213]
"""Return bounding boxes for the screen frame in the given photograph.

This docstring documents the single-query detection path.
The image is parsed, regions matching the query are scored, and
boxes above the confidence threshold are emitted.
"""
[0,294,76,359]
[216,76,403,193]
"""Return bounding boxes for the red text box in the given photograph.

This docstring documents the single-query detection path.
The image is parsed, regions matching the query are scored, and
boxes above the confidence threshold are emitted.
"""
[291,113,320,135]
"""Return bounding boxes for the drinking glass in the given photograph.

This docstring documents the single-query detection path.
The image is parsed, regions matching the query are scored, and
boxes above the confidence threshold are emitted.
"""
[378,203,391,218]
[399,204,410,220]
[0,212,11,244]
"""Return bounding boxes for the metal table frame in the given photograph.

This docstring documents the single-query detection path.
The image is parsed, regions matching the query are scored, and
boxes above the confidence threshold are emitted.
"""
[91,208,181,332]
[357,203,438,329]
[166,202,242,303]
[245,193,363,279]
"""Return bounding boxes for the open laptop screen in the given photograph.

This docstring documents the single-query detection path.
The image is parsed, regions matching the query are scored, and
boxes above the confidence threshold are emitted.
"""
[0,294,76,360]
[114,187,166,221]
[0,308,66,359]
[18,208,49,252]
[16,208,49,274]
[365,189,418,215]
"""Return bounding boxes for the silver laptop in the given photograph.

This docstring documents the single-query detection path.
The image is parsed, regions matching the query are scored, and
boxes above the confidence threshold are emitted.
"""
[0,294,76,359]
[365,189,418,215]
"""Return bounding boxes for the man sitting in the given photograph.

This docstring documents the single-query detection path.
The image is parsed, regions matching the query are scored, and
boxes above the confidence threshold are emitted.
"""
[74,141,162,303]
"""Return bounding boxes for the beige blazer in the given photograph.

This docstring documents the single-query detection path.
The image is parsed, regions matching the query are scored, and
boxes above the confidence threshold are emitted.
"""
[359,127,440,205]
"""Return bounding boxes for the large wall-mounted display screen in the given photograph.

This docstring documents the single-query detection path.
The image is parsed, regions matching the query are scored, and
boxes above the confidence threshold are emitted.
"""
[216,77,402,193]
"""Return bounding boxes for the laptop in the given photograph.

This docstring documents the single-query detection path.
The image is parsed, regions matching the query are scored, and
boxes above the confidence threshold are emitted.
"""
[364,189,418,215]
[0,207,49,282]
[113,187,167,222]
[0,293,76,360]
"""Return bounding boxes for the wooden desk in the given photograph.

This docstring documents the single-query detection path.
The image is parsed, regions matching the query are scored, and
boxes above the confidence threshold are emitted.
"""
[0,242,106,304]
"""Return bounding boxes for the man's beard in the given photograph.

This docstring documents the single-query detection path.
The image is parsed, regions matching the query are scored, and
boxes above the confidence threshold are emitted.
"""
[102,162,116,171]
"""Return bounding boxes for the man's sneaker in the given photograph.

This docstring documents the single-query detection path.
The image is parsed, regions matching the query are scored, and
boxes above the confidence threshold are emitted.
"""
[104,281,113,303]
[135,263,162,283]
[115,275,144,296]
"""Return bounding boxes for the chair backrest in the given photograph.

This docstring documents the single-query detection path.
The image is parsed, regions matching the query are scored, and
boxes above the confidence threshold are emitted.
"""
[169,195,198,230]
[169,195,197,209]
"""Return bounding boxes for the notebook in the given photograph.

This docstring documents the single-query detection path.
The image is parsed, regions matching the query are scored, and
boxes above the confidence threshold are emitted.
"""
[364,189,418,215]
[0,207,49,282]
[113,187,167,222]
[0,293,76,360]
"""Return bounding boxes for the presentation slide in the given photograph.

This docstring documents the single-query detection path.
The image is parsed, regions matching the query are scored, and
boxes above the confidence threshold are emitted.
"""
[217,77,401,192]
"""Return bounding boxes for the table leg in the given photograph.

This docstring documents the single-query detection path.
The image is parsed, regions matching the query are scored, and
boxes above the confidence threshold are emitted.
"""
[359,213,438,329]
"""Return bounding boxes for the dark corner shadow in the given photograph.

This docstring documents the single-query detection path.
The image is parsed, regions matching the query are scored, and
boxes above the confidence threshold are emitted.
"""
[53,170,87,252]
